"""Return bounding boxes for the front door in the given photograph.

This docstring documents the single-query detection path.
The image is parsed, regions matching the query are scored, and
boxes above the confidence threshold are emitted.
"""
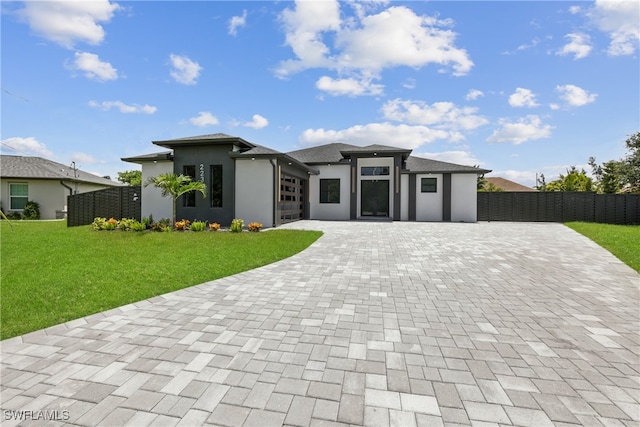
[361,180,389,217]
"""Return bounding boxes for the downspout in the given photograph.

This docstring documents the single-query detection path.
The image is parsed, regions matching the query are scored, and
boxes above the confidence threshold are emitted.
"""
[60,180,73,195]
[269,158,277,228]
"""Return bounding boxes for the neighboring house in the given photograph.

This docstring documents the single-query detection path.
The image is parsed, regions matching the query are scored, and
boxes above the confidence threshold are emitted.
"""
[484,177,538,192]
[0,155,121,219]
[122,133,491,227]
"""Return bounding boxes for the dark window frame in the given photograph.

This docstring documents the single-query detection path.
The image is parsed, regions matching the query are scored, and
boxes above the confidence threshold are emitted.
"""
[319,178,340,204]
[361,166,390,176]
[421,177,437,193]
[210,165,223,208]
[183,165,196,207]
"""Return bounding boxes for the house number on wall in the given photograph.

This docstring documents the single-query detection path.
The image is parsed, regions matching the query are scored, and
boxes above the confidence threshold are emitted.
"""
[199,164,205,183]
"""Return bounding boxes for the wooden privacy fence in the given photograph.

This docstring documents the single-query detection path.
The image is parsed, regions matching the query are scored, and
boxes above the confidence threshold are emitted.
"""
[478,192,640,225]
[67,186,141,227]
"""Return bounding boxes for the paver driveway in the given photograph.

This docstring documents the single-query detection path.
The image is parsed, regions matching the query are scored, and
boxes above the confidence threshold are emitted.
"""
[1,221,639,426]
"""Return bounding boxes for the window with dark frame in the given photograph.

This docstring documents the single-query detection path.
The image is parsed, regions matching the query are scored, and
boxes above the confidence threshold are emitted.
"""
[183,165,196,207]
[210,165,223,208]
[320,179,340,203]
[421,177,437,193]
[361,166,390,176]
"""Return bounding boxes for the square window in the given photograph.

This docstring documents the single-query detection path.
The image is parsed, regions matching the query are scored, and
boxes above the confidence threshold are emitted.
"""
[421,177,437,193]
[320,179,340,203]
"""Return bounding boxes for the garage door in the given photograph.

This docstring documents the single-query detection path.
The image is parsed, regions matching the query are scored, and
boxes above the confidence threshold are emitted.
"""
[280,173,304,223]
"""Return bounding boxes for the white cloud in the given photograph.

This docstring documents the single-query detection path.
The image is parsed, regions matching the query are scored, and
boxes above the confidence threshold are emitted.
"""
[88,100,157,114]
[229,10,247,36]
[243,114,269,129]
[17,0,120,48]
[71,52,118,81]
[487,115,552,144]
[555,84,597,106]
[466,89,484,101]
[0,136,53,157]
[557,33,592,59]
[569,5,582,14]
[276,2,473,82]
[412,150,483,167]
[71,152,100,164]
[189,112,219,127]
[335,6,473,76]
[300,122,450,149]
[276,0,340,76]
[508,88,539,108]
[316,76,384,96]
[381,99,488,134]
[589,0,640,56]
[169,54,202,85]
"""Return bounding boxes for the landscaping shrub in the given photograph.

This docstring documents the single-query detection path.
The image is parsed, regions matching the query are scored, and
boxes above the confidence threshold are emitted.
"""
[230,218,244,233]
[130,220,147,232]
[190,220,206,232]
[151,218,172,232]
[248,222,262,232]
[92,217,107,230]
[22,201,40,220]
[119,218,136,231]
[104,218,118,231]
[175,219,190,231]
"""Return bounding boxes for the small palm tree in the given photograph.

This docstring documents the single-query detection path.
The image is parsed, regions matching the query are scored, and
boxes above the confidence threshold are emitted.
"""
[145,173,207,225]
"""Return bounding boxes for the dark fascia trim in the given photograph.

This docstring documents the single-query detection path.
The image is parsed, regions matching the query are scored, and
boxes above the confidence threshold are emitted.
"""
[229,152,320,175]
[153,136,255,149]
[121,152,174,163]
[402,169,492,175]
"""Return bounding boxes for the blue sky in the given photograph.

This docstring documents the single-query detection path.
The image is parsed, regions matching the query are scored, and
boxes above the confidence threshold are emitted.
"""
[2,0,638,187]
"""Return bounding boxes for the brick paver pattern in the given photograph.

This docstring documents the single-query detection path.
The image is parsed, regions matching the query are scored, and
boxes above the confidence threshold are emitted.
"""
[1,221,639,426]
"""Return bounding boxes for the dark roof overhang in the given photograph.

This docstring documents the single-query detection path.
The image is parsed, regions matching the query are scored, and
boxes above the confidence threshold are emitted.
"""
[152,133,255,149]
[121,151,174,163]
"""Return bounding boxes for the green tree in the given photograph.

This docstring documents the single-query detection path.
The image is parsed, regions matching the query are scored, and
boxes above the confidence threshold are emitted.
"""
[545,166,594,192]
[600,160,624,194]
[620,132,640,192]
[117,170,142,186]
[477,174,487,191]
[145,173,207,225]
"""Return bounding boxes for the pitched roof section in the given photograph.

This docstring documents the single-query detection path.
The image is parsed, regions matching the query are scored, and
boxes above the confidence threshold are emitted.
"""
[287,143,359,164]
[0,155,121,186]
[287,143,489,174]
[405,156,490,174]
[485,177,537,192]
[152,133,255,149]
[233,144,282,156]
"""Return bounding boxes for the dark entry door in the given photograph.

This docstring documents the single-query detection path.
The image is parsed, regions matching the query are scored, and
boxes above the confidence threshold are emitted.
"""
[361,180,389,217]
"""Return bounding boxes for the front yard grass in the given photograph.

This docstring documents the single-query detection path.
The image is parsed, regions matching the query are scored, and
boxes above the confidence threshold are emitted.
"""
[565,222,640,273]
[1,221,322,339]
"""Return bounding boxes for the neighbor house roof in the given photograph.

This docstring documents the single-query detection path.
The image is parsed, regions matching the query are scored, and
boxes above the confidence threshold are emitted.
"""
[485,177,537,192]
[152,133,255,149]
[0,155,121,186]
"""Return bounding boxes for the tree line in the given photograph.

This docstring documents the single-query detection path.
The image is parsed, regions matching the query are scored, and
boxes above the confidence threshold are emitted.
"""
[537,132,639,193]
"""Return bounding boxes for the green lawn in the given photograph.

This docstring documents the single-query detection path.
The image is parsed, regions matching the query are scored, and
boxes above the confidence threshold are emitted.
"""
[565,222,640,273]
[1,221,322,339]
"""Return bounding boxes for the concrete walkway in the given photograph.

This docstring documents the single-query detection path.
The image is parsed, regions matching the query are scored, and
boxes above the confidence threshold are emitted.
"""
[1,221,638,426]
